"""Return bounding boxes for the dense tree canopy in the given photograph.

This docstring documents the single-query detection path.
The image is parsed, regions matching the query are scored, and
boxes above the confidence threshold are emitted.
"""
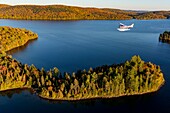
[0,4,169,20]
[0,26,38,51]
[0,5,134,20]
[134,12,167,20]
[0,4,9,8]
[159,31,170,43]
[0,52,165,100]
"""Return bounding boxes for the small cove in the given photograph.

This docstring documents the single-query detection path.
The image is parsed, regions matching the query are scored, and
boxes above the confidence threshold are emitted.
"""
[1,19,170,113]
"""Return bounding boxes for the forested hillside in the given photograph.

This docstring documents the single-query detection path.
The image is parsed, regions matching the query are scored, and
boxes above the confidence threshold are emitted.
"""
[0,4,9,8]
[0,5,134,20]
[0,4,169,20]
[134,12,168,20]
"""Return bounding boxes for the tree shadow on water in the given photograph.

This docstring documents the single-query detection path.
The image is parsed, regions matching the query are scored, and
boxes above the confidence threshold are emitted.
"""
[6,39,38,55]
[0,88,33,99]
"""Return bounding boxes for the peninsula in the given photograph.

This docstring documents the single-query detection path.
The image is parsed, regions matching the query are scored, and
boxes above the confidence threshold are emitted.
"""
[0,52,165,100]
[0,26,38,52]
[0,4,169,20]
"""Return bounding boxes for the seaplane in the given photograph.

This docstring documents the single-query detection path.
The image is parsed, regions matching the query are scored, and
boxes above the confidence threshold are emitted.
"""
[117,23,134,31]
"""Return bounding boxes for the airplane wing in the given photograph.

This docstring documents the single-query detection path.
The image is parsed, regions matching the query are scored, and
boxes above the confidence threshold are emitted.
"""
[120,23,125,26]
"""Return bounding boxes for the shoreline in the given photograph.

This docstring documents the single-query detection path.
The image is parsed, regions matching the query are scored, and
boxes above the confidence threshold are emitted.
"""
[0,26,38,52]
[5,38,38,52]
[0,18,169,21]
[0,86,30,92]
[0,81,164,101]
[4,37,38,52]
[0,18,131,21]
[38,86,163,101]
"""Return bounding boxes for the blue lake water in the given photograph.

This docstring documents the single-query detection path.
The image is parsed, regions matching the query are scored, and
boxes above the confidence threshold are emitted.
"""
[1,19,170,113]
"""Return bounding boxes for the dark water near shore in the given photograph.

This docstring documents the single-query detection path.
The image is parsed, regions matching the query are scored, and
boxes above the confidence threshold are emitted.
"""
[1,19,170,113]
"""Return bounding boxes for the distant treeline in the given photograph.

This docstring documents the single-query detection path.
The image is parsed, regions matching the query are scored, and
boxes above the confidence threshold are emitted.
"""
[0,26,38,51]
[0,4,169,20]
[159,31,170,43]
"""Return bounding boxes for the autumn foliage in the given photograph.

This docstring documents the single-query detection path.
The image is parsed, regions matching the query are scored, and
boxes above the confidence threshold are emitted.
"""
[0,53,165,100]
[0,26,38,51]
[0,4,169,20]
[159,31,170,43]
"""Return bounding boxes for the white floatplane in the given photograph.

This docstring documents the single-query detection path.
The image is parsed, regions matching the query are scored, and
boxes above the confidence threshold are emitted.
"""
[117,23,134,31]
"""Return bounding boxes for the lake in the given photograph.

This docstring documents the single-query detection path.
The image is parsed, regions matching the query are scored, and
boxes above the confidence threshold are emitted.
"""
[1,19,170,113]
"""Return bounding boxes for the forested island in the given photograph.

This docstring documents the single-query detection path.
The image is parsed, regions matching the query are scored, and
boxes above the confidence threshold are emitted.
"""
[0,26,38,51]
[159,31,170,43]
[0,4,169,20]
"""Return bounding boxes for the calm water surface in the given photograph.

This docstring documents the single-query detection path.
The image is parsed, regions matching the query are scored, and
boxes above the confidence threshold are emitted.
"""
[1,19,170,113]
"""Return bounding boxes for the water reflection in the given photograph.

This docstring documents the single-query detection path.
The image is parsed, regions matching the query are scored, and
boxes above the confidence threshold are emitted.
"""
[0,88,162,113]
[38,91,157,107]
[0,89,33,99]
[0,88,156,106]
[6,39,38,55]
[159,40,170,44]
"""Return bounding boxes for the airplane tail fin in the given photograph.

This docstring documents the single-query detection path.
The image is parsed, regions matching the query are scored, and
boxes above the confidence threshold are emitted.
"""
[129,23,134,28]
